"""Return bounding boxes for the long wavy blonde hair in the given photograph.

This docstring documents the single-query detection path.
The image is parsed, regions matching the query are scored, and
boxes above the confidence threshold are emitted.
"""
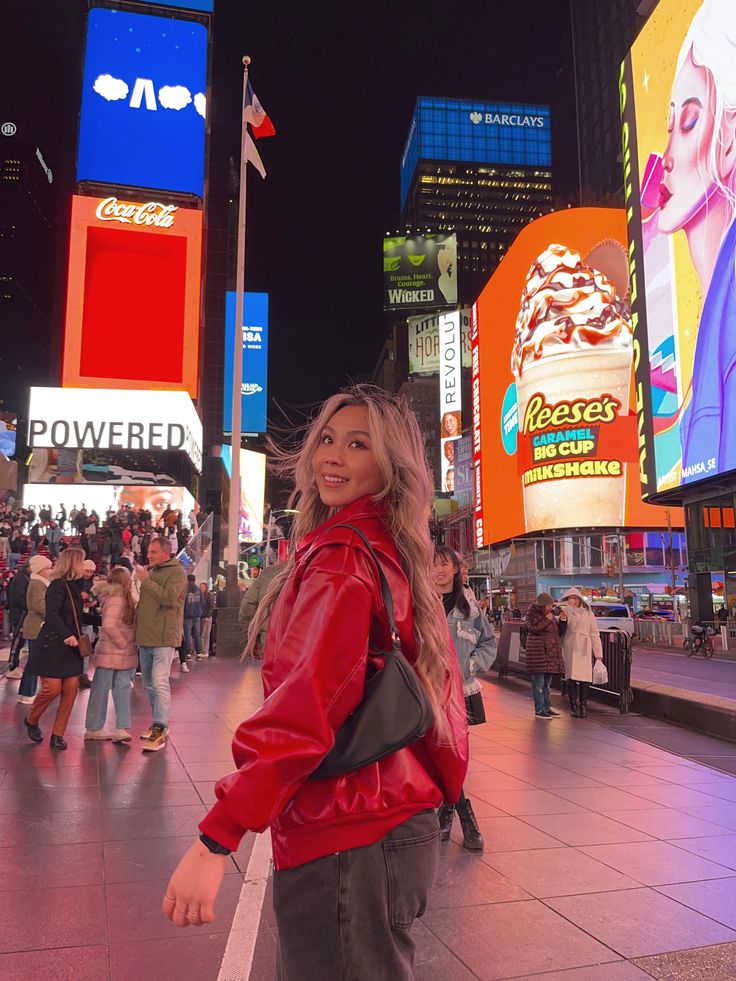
[247,384,453,737]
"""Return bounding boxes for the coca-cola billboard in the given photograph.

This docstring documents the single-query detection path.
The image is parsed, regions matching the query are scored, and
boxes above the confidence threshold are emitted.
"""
[63,195,203,398]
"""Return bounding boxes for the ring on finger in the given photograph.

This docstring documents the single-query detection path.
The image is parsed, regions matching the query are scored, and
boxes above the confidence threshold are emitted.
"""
[186,912,202,921]
[164,896,175,903]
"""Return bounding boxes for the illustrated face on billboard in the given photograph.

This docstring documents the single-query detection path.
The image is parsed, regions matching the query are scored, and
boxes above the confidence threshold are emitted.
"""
[474,208,683,545]
[77,8,207,196]
[621,0,736,493]
[22,484,195,526]
[383,234,457,311]
[63,197,202,397]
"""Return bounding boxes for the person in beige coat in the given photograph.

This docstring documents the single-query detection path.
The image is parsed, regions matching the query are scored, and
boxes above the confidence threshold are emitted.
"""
[84,568,138,743]
[560,587,604,718]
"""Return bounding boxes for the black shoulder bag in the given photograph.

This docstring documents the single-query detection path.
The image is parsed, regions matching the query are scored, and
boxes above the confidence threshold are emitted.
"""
[310,524,434,780]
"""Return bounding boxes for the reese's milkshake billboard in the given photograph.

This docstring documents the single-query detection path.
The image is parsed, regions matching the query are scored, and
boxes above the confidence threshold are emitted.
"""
[620,0,736,496]
[473,208,682,546]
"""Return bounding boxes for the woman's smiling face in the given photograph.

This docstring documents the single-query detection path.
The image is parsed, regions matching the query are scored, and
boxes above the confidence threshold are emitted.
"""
[312,405,385,509]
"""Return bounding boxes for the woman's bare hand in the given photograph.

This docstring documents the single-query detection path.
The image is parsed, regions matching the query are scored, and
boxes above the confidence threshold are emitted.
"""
[162,839,228,928]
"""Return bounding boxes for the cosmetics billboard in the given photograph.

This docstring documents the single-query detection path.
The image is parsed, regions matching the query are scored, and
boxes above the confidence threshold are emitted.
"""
[472,207,682,547]
[62,196,203,397]
[620,0,736,496]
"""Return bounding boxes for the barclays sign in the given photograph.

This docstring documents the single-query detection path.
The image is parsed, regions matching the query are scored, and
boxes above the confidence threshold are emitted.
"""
[77,8,208,197]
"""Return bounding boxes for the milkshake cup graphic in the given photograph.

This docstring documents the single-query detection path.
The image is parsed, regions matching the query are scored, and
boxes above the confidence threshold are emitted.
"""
[512,243,634,531]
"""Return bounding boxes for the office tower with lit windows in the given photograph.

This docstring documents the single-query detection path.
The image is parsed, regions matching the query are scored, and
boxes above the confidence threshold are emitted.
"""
[399,96,554,304]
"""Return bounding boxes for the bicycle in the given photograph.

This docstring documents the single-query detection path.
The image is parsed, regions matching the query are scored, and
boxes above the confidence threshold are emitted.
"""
[683,625,714,659]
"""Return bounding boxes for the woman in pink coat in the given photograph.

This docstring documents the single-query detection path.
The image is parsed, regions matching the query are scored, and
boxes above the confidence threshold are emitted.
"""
[84,568,138,743]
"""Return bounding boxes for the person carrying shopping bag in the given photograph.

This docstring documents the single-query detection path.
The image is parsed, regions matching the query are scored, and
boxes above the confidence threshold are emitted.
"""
[84,567,138,742]
[433,544,497,851]
[559,587,604,718]
[23,547,101,749]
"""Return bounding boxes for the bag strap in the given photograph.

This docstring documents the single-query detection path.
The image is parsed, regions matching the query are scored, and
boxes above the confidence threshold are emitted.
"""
[332,524,399,639]
[63,581,82,639]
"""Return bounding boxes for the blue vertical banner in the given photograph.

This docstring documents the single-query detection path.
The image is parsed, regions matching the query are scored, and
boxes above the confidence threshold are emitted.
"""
[223,292,268,435]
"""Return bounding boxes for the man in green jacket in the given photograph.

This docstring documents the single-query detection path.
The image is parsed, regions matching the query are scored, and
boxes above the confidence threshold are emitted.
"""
[135,535,187,752]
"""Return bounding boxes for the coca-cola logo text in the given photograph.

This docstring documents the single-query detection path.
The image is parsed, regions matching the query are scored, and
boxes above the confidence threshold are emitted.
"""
[95,197,177,228]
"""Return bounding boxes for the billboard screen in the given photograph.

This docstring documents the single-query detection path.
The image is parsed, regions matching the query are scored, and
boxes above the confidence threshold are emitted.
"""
[401,97,552,210]
[383,234,457,311]
[408,309,471,375]
[146,0,213,10]
[22,483,196,528]
[223,292,268,435]
[77,8,208,196]
[439,312,462,492]
[220,444,266,544]
[474,207,683,545]
[0,412,17,460]
[62,196,202,397]
[621,0,736,495]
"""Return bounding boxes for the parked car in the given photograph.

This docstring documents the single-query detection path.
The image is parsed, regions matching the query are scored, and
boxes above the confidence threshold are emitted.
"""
[589,601,635,635]
[635,609,676,621]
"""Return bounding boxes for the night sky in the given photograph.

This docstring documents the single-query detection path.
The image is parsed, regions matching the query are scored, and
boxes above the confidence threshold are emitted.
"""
[223,0,578,410]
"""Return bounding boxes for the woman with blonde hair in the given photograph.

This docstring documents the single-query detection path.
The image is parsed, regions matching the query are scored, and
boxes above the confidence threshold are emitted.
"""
[24,547,100,750]
[84,567,138,743]
[162,385,468,980]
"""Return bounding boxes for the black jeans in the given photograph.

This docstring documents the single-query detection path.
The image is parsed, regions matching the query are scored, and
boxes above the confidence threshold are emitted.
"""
[273,809,439,981]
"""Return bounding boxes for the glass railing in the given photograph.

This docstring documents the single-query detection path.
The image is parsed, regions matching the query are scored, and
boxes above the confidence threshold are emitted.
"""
[177,512,213,583]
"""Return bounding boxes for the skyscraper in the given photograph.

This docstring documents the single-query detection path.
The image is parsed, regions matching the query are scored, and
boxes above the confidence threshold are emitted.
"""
[399,96,554,304]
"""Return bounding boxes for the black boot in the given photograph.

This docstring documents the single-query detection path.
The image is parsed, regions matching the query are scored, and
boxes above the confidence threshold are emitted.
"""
[568,681,580,717]
[50,734,68,750]
[457,796,484,851]
[579,683,589,718]
[438,804,455,842]
[24,717,43,743]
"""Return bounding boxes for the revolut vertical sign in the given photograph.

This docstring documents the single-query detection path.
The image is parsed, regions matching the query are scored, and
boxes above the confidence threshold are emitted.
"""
[439,311,462,493]
[223,292,268,436]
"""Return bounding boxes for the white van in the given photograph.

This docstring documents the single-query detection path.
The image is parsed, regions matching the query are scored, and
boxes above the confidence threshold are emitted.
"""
[588,600,635,636]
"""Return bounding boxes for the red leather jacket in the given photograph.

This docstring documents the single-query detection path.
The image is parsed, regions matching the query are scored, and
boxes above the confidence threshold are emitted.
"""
[199,496,468,870]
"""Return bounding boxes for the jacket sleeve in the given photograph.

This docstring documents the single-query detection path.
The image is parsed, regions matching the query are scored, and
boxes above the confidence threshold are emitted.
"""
[27,581,46,620]
[525,609,551,635]
[140,569,186,609]
[199,552,376,851]
[589,611,603,659]
[238,576,262,627]
[45,583,75,640]
[470,611,497,674]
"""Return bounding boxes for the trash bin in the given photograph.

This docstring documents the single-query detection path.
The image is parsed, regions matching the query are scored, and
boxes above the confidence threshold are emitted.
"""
[592,628,633,714]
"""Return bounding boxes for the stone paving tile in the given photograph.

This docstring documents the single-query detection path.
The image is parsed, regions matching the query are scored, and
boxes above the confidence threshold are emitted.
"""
[0,841,104,891]
[679,804,736,832]
[429,843,531,908]
[518,812,655,847]
[0,783,101,814]
[546,887,736,958]
[99,803,207,841]
[597,807,731,840]
[3,807,104,847]
[99,780,201,809]
[102,835,241,884]
[579,840,735,885]
[0,945,109,981]
[687,780,736,803]
[108,934,228,981]
[0,884,107,954]
[477,788,588,816]
[669,834,736,870]
[633,764,736,785]
[632,942,736,980]
[464,769,540,793]
[484,846,640,898]
[454,814,567,853]
[423,899,620,980]
[656,877,736,930]
[414,921,479,981]
[623,783,734,809]
[550,785,670,811]
[509,963,653,981]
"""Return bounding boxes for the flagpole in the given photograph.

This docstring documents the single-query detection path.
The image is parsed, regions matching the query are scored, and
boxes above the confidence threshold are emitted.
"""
[226,54,251,578]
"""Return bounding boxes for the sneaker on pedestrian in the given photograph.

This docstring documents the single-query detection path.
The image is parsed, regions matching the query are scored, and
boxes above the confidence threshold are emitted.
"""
[534,712,553,719]
[181,661,190,673]
[112,729,132,743]
[195,654,203,660]
[5,667,23,680]
[17,695,35,705]
[142,724,167,752]
[545,709,561,717]
[139,725,154,741]
[84,729,114,740]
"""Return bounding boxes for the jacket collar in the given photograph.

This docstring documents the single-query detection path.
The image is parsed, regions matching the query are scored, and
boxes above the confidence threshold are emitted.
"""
[295,495,388,562]
[151,558,180,572]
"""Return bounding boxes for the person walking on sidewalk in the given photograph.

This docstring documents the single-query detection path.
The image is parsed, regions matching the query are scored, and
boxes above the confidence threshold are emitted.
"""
[84,567,138,743]
[135,536,187,752]
[161,386,468,980]
[199,582,213,657]
[434,544,497,851]
[524,593,566,720]
[23,548,101,750]
[5,561,30,679]
[559,587,603,719]
[183,575,204,661]
[237,562,280,655]
[16,554,53,705]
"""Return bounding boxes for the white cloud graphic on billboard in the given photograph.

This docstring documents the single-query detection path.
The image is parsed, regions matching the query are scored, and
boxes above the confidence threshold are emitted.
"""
[93,74,129,101]
[158,85,192,111]
[194,93,206,119]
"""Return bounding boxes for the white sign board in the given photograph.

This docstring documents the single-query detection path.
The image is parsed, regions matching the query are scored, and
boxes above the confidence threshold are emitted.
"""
[439,311,463,493]
[27,387,203,473]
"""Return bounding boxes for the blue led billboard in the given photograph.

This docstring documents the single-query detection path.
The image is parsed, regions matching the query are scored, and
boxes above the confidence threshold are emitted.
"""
[150,0,213,10]
[77,8,208,196]
[400,97,552,210]
[223,292,268,435]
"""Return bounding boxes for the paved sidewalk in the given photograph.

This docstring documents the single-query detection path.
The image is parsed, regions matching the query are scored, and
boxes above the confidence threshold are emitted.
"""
[2,658,736,980]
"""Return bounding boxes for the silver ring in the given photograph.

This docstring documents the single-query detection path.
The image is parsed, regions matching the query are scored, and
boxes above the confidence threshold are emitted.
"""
[164,896,175,903]
[186,912,201,920]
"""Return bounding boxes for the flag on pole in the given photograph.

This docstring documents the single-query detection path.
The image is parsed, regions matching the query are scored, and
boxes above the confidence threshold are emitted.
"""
[243,80,276,138]
[246,133,266,179]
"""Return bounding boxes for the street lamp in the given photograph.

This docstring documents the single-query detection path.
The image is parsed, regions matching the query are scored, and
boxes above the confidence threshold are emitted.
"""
[264,509,299,567]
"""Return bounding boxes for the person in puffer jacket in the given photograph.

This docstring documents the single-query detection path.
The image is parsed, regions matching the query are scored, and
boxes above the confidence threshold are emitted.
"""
[162,385,468,981]
[524,593,566,719]
[84,568,138,743]
[434,544,497,851]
